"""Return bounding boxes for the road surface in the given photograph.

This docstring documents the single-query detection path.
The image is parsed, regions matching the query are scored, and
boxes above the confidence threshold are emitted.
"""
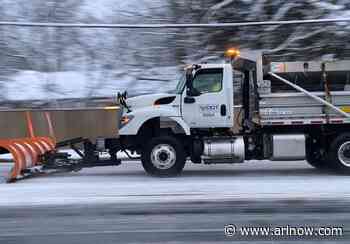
[0,160,349,243]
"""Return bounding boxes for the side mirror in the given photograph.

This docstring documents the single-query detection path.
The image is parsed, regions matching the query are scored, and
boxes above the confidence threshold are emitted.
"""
[185,68,193,87]
[185,67,201,97]
[186,87,201,97]
[184,96,196,104]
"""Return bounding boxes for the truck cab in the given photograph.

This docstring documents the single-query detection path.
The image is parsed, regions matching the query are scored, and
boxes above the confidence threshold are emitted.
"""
[181,64,234,128]
[116,51,255,175]
[119,63,235,136]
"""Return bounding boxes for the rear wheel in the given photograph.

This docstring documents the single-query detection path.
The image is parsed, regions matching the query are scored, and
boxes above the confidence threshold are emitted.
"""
[328,134,350,174]
[141,136,186,176]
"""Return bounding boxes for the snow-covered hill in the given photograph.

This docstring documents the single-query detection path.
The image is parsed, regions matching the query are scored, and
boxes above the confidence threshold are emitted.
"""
[1,1,350,102]
[2,67,179,101]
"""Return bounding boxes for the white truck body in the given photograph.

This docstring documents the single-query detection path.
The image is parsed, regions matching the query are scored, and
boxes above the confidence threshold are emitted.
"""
[113,52,350,176]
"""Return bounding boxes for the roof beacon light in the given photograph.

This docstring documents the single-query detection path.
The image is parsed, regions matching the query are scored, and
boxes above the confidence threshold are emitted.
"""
[225,48,240,60]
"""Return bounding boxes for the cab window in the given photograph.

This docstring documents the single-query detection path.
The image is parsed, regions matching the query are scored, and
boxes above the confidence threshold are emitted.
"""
[192,68,223,94]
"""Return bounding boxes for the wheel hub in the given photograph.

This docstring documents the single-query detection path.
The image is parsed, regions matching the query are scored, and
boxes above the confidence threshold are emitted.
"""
[343,150,350,158]
[158,152,169,161]
[151,144,176,170]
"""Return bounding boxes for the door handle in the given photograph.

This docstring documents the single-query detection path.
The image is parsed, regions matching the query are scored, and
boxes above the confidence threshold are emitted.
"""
[220,104,227,116]
[184,97,196,104]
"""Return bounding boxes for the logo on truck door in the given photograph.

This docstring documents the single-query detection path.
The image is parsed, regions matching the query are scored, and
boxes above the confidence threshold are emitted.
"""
[199,104,219,117]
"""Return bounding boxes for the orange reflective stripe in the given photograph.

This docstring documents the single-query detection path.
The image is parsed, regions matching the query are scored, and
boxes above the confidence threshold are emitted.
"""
[22,141,39,164]
[38,137,55,150]
[0,141,26,182]
[10,142,27,171]
[6,144,23,181]
[0,140,24,181]
[34,142,45,154]
[22,140,41,165]
[28,138,55,165]
[34,139,51,152]
[13,142,33,168]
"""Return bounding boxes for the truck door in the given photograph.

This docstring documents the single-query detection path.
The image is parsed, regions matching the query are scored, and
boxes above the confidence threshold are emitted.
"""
[182,67,232,128]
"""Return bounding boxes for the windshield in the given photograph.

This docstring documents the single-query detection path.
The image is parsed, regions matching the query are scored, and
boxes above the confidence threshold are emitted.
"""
[169,73,186,94]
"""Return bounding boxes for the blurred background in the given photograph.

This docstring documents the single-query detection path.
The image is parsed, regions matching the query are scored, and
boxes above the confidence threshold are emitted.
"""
[0,0,350,107]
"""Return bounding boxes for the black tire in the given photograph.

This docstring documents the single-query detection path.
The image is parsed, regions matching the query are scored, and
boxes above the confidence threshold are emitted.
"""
[328,133,350,173]
[141,136,186,176]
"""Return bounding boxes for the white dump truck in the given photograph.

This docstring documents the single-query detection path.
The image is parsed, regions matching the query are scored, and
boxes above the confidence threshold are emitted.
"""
[112,50,350,176]
[5,50,350,182]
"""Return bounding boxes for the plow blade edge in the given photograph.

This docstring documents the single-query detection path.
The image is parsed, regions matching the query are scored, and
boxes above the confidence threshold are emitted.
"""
[0,137,55,182]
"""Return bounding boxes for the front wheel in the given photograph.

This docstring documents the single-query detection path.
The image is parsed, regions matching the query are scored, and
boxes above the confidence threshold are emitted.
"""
[141,136,186,176]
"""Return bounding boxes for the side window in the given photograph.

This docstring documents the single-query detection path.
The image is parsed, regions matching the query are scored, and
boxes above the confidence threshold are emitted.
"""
[192,68,223,94]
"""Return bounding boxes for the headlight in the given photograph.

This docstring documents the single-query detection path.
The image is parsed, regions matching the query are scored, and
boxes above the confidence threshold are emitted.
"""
[120,115,134,129]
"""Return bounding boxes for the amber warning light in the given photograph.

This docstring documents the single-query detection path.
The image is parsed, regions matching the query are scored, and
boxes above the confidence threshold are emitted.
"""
[225,48,240,59]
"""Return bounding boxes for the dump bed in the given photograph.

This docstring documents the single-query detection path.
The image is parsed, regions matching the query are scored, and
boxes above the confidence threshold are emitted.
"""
[258,60,350,126]
[259,91,350,125]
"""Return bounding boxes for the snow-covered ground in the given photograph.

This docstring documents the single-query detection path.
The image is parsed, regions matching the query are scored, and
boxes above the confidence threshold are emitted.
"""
[1,160,350,207]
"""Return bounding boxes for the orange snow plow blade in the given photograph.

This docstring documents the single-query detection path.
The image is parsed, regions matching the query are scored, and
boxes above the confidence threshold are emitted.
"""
[0,106,121,183]
[0,111,56,182]
[0,137,55,182]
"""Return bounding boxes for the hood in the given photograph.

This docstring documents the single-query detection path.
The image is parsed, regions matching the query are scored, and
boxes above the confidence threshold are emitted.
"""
[126,93,176,110]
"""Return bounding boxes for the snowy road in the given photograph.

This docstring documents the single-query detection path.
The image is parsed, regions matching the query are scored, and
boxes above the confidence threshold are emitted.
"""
[1,160,350,206]
[0,200,349,243]
[1,161,350,243]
